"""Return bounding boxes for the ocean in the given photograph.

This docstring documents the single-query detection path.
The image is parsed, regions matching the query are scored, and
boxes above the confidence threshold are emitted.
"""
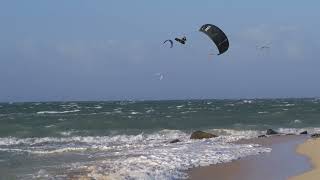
[0,98,320,179]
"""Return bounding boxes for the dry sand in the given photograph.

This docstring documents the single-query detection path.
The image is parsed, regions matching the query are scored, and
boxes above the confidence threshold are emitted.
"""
[188,135,310,180]
[288,138,320,180]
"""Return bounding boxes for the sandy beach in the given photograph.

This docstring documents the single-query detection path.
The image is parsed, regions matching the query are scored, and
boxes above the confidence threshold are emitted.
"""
[188,135,310,180]
[289,138,320,180]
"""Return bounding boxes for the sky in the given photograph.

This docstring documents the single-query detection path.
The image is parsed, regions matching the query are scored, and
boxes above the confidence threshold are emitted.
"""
[1,0,320,102]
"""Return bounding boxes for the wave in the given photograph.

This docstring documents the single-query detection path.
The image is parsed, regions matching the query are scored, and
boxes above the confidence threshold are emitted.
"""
[0,147,88,154]
[176,105,184,109]
[85,105,103,109]
[242,100,254,104]
[293,119,302,124]
[0,128,317,147]
[258,111,269,114]
[93,106,102,109]
[36,110,80,114]
[2,128,318,179]
[44,124,56,128]
[74,139,270,180]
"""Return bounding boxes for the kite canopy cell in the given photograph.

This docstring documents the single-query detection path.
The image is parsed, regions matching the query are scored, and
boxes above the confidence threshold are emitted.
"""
[199,24,229,55]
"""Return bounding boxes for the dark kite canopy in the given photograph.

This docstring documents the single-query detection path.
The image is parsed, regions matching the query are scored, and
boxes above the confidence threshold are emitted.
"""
[163,39,173,48]
[199,24,229,55]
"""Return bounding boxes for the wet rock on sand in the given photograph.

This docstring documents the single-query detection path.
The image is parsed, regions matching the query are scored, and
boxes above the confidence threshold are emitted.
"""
[190,131,218,139]
[170,139,181,143]
[258,135,267,138]
[266,129,278,135]
[300,131,308,135]
[311,133,320,138]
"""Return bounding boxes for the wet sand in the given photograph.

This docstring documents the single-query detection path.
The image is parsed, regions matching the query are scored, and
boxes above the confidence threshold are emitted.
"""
[188,135,310,180]
[288,138,320,180]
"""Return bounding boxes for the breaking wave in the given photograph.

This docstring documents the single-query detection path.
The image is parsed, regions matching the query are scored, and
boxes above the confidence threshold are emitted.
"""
[37,110,80,114]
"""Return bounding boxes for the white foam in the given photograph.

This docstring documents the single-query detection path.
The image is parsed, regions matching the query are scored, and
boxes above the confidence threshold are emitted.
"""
[258,111,269,114]
[277,127,320,134]
[207,129,263,141]
[0,147,88,154]
[37,110,80,114]
[242,100,253,104]
[0,130,186,147]
[180,111,197,114]
[285,104,295,107]
[45,125,56,128]
[145,108,155,113]
[3,128,316,179]
[59,131,74,136]
[113,108,122,114]
[33,169,51,179]
[86,105,103,109]
[60,103,81,109]
[176,105,184,109]
[94,106,102,109]
[293,119,302,124]
[82,140,270,179]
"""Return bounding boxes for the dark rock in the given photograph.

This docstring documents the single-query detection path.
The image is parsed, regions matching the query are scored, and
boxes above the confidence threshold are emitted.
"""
[169,139,181,143]
[311,133,320,138]
[190,131,218,139]
[300,131,308,135]
[266,129,278,135]
[258,135,266,138]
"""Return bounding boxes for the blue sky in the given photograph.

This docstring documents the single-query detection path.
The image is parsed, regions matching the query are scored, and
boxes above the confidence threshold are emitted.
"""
[1,0,320,102]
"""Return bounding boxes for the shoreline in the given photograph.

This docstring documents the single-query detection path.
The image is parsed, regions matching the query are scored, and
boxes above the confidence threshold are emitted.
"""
[188,135,310,180]
[288,138,320,180]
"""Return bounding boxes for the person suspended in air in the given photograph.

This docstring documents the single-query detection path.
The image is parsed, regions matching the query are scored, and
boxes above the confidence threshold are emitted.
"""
[175,36,187,44]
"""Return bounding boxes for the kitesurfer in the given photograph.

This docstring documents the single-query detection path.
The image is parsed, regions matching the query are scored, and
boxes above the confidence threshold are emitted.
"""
[175,36,187,44]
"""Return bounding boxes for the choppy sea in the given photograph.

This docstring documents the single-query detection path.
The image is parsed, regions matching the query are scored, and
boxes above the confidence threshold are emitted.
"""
[1,98,320,179]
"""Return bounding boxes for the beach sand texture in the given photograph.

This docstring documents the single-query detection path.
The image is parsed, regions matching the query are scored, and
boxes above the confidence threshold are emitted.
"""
[289,138,320,180]
[189,135,310,180]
